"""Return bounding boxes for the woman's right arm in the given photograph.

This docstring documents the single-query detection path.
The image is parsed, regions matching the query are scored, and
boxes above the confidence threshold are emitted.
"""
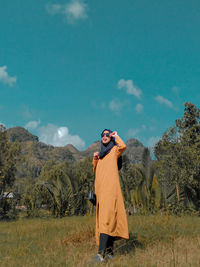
[93,152,99,172]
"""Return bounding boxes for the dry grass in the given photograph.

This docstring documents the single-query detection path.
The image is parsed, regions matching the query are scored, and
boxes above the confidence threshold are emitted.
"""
[0,215,199,267]
[107,236,200,267]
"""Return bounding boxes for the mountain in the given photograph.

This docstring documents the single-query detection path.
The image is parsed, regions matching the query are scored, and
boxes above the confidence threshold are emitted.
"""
[7,127,39,142]
[124,138,146,164]
[80,141,101,158]
[6,127,146,179]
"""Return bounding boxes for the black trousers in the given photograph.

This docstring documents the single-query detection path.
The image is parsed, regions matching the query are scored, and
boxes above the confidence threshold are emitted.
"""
[98,233,114,256]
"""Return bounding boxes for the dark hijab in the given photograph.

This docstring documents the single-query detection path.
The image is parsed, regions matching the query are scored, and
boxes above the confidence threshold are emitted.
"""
[99,129,115,159]
[99,129,122,170]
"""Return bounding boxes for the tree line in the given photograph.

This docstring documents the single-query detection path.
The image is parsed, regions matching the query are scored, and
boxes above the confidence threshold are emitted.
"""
[0,102,199,220]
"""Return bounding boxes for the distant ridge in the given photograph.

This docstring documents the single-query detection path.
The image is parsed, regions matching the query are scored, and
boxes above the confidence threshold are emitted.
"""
[7,126,39,142]
[65,144,79,153]
[6,126,147,180]
[80,141,101,157]
[124,138,145,164]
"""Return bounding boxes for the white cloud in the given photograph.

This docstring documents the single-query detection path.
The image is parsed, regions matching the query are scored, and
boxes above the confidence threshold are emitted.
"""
[142,124,147,130]
[155,95,173,108]
[46,0,88,24]
[118,79,142,99]
[127,124,148,139]
[67,0,87,22]
[25,120,41,130]
[127,128,140,138]
[136,103,143,113]
[91,101,106,110]
[0,66,17,87]
[46,4,62,15]
[109,99,125,114]
[172,86,179,95]
[38,123,85,150]
[20,105,33,119]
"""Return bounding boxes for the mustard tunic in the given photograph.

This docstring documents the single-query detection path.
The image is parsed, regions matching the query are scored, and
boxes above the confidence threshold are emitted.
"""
[93,135,129,245]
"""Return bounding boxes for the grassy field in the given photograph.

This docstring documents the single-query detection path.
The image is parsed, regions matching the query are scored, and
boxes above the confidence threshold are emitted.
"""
[0,214,200,266]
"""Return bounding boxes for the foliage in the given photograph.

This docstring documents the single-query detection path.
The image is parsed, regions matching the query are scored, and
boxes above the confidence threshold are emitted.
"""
[23,157,95,217]
[24,160,73,217]
[0,194,18,220]
[0,125,20,219]
[71,157,95,215]
[154,102,200,211]
[120,149,161,214]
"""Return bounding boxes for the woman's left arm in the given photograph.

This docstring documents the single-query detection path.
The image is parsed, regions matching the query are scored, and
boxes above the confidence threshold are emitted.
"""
[110,132,126,157]
[115,135,126,157]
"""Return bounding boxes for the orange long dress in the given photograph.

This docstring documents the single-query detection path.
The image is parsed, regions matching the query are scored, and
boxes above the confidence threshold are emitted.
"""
[93,135,129,246]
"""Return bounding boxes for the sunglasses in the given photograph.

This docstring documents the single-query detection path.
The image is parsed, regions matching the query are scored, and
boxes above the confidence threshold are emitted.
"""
[101,132,110,137]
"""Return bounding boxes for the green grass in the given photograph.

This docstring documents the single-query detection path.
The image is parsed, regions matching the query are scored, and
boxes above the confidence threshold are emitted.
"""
[0,215,200,266]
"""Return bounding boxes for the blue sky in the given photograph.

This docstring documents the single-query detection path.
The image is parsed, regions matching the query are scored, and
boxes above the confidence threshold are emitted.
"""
[0,0,200,150]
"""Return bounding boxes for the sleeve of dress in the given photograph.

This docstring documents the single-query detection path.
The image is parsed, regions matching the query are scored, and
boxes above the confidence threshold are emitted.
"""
[115,135,127,157]
[93,158,98,172]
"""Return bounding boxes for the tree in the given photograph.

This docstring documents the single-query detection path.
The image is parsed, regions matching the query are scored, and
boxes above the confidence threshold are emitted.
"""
[120,150,160,214]
[23,156,95,217]
[24,160,74,217]
[154,102,200,211]
[72,157,95,215]
[0,125,20,219]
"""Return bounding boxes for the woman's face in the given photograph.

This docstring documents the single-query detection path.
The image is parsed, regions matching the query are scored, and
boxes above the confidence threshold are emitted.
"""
[101,130,111,144]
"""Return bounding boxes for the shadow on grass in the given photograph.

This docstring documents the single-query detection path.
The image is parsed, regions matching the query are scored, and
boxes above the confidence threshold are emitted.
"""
[114,232,144,255]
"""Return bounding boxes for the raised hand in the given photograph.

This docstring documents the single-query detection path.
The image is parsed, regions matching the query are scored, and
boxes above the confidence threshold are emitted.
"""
[110,131,118,138]
[93,152,100,160]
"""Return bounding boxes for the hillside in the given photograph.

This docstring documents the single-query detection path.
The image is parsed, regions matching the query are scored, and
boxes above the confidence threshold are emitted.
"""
[7,127,147,180]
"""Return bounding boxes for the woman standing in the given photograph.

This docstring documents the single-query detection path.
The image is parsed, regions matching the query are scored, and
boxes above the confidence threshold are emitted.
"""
[92,129,129,262]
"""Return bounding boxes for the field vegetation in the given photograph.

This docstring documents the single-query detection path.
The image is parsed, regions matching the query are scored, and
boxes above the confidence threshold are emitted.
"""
[0,215,200,266]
